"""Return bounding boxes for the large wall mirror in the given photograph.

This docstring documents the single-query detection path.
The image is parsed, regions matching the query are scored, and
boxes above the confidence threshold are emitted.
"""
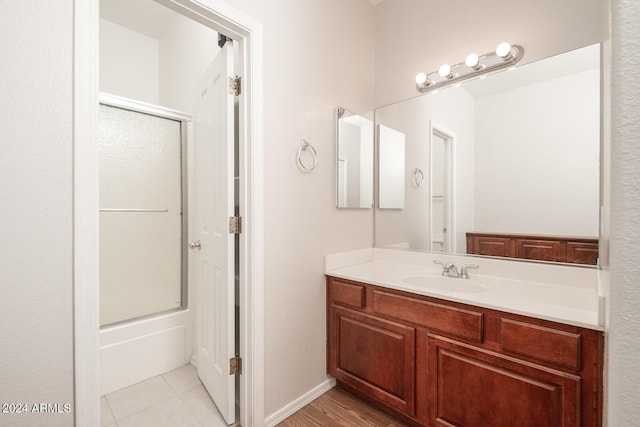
[375,43,601,265]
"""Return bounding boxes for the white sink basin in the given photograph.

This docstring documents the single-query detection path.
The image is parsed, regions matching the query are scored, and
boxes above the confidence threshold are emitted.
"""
[401,275,485,293]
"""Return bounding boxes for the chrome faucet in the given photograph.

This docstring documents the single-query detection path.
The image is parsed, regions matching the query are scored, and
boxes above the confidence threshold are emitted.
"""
[460,264,479,279]
[434,260,479,279]
[433,260,458,277]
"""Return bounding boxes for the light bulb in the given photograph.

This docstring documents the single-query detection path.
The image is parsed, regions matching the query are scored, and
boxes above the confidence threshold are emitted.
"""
[496,42,513,59]
[415,72,428,85]
[438,64,452,78]
[465,53,480,69]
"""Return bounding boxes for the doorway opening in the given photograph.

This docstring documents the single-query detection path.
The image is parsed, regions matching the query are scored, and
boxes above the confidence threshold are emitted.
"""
[98,0,239,423]
[429,121,454,253]
[74,0,264,425]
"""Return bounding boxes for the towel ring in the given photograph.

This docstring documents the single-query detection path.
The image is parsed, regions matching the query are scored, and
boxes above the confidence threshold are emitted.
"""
[297,140,318,171]
[414,168,424,188]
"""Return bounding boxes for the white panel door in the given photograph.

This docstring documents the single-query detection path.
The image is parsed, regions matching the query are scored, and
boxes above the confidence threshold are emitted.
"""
[192,43,236,425]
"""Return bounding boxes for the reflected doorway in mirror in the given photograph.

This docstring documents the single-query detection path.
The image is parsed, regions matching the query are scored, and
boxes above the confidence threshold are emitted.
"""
[430,121,455,253]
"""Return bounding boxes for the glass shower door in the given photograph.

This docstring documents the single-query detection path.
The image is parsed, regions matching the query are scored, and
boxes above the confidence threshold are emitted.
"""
[98,103,184,326]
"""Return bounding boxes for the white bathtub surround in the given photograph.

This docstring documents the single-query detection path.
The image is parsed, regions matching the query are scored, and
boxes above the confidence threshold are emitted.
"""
[325,248,602,330]
[99,310,192,396]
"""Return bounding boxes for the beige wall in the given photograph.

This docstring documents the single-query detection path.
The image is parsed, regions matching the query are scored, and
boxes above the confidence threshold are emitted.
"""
[100,14,220,114]
[473,68,600,236]
[158,14,220,113]
[100,18,161,104]
[214,0,376,417]
[609,1,640,425]
[0,1,75,426]
[375,0,609,106]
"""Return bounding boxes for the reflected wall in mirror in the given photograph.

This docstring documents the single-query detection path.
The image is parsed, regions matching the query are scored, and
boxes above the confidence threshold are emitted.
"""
[375,44,601,265]
[336,107,373,208]
[378,125,406,209]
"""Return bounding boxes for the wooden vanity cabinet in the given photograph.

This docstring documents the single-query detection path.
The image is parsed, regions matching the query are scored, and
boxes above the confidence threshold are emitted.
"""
[465,234,514,258]
[466,232,599,265]
[566,241,600,265]
[326,276,604,427]
[330,306,417,415]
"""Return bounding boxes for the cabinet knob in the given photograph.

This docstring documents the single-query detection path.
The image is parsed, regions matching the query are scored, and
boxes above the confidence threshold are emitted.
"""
[189,240,202,250]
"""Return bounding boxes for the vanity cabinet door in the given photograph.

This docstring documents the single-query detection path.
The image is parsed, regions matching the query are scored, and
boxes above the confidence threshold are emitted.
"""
[466,234,513,257]
[427,335,580,427]
[566,241,599,265]
[328,306,416,416]
[515,238,564,262]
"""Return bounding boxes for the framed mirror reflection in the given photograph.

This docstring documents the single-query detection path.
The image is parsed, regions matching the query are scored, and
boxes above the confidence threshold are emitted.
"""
[336,107,374,209]
[374,43,601,266]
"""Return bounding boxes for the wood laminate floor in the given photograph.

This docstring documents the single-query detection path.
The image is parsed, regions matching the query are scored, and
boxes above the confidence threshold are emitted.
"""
[277,387,408,427]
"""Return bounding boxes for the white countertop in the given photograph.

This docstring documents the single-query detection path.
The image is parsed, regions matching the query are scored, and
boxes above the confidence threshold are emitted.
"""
[325,248,604,330]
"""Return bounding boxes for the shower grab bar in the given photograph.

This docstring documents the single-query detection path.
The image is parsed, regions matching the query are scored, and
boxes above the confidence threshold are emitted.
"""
[99,208,169,213]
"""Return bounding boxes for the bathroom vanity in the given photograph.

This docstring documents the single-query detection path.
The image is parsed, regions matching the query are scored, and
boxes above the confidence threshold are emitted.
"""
[331,35,605,427]
[325,249,604,427]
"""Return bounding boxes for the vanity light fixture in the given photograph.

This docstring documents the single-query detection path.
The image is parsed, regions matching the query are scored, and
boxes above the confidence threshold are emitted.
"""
[415,72,429,86]
[495,42,514,60]
[465,53,481,70]
[415,42,524,93]
[438,64,454,79]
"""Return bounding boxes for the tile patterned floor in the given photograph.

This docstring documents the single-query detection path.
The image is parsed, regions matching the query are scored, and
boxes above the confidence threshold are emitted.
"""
[101,364,230,427]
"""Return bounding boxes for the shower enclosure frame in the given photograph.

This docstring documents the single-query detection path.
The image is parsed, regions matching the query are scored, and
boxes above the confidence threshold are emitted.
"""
[98,93,191,327]
[73,0,265,425]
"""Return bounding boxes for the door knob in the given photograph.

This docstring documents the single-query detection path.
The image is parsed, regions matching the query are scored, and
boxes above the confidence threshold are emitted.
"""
[189,240,202,250]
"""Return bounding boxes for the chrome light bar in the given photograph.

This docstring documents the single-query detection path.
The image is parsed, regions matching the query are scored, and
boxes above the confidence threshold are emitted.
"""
[415,42,525,93]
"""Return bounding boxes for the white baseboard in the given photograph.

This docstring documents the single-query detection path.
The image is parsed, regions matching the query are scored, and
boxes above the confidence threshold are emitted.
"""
[263,378,336,427]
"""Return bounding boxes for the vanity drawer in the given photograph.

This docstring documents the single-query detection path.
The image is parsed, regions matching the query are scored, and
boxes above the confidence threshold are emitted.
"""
[372,290,483,342]
[329,279,365,309]
[500,319,581,370]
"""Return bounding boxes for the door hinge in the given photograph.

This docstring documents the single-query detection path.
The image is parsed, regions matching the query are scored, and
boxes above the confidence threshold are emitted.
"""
[229,216,242,234]
[228,76,241,96]
[230,356,242,375]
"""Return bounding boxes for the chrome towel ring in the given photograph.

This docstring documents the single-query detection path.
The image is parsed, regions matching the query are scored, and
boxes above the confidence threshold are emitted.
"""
[297,139,318,171]
[414,168,424,188]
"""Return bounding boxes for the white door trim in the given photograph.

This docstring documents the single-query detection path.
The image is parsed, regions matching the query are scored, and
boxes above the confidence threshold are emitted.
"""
[73,0,100,425]
[428,119,456,253]
[73,1,264,425]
